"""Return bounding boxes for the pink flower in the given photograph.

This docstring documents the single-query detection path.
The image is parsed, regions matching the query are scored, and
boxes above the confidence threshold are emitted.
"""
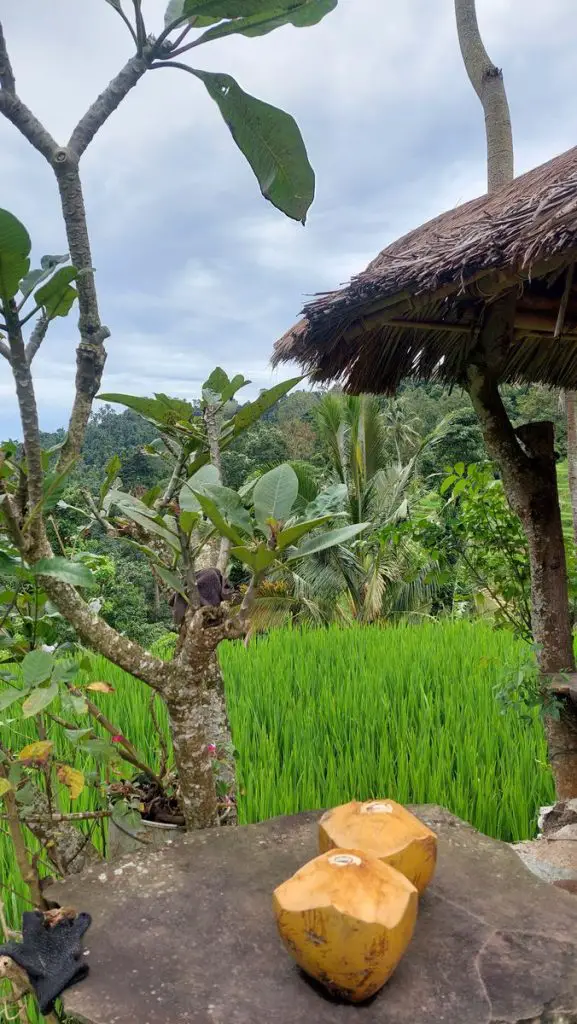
[112,735,124,744]
[206,743,217,756]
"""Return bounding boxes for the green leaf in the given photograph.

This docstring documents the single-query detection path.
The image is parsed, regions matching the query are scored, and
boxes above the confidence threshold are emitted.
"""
[0,208,30,256]
[221,374,249,404]
[286,522,369,560]
[51,661,79,685]
[254,464,298,527]
[179,509,199,534]
[15,781,37,806]
[62,692,89,717]
[179,463,220,511]
[230,377,302,436]
[156,566,189,600]
[194,0,337,43]
[8,764,23,786]
[0,778,12,798]
[19,255,69,302]
[203,484,254,536]
[97,393,194,431]
[22,681,59,718]
[108,489,180,551]
[193,492,244,544]
[190,70,314,223]
[100,454,122,503]
[304,482,347,519]
[440,475,457,496]
[34,265,78,319]
[80,737,115,761]
[0,685,26,712]
[276,515,333,550]
[22,649,53,686]
[42,464,74,511]
[0,209,30,303]
[0,253,29,303]
[202,367,230,400]
[111,797,142,833]
[165,0,220,26]
[31,556,95,588]
[230,543,277,571]
[64,727,93,744]
[0,551,23,577]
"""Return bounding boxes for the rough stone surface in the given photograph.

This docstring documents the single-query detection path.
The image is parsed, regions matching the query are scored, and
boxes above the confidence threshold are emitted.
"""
[542,799,577,836]
[513,798,577,888]
[48,806,577,1024]
[514,838,577,882]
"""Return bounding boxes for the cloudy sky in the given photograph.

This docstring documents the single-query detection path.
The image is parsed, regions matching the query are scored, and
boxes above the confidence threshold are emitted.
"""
[1,0,576,437]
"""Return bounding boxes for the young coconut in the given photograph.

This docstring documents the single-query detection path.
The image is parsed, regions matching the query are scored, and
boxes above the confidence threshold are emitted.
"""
[273,849,418,1003]
[319,800,437,894]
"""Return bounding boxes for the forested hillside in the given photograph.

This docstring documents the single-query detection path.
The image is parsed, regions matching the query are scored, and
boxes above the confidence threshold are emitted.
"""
[6,380,563,649]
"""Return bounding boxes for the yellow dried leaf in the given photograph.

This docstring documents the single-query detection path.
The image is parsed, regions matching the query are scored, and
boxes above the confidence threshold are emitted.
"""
[56,764,85,800]
[86,681,115,693]
[0,778,13,798]
[18,740,53,762]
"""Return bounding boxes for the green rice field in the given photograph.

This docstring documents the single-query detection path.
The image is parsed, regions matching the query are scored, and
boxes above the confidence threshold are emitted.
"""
[0,619,554,1012]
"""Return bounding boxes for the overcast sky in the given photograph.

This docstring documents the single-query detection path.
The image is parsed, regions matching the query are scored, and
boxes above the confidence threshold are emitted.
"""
[1,0,576,437]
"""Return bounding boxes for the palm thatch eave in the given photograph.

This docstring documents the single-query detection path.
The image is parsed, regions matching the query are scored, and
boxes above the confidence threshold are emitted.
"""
[273,144,577,394]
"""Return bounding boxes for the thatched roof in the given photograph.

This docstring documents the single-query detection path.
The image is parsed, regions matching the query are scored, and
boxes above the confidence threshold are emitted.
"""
[274,145,577,393]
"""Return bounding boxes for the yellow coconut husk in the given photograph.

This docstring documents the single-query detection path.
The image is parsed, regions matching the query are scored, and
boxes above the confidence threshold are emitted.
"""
[273,848,418,1003]
[319,800,437,893]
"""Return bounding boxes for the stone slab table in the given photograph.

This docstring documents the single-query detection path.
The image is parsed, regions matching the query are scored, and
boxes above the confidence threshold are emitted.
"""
[48,806,577,1024]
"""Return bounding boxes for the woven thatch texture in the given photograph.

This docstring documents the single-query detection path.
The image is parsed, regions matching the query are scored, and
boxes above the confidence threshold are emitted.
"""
[274,145,577,393]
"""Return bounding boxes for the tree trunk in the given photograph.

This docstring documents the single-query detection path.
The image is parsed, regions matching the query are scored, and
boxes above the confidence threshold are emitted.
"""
[153,578,161,618]
[170,606,237,827]
[165,688,219,830]
[203,402,231,574]
[514,422,575,672]
[468,345,575,674]
[544,701,577,800]
[566,390,577,546]
[468,374,576,796]
[456,0,576,796]
[454,0,513,190]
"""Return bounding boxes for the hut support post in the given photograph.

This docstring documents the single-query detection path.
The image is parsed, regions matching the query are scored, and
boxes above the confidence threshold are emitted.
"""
[467,293,577,797]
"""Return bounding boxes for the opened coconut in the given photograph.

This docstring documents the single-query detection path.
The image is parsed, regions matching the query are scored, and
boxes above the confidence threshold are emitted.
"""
[319,800,437,893]
[273,848,418,1002]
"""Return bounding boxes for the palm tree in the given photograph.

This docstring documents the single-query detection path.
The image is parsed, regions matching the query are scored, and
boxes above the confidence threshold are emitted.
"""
[381,397,422,463]
[241,394,447,632]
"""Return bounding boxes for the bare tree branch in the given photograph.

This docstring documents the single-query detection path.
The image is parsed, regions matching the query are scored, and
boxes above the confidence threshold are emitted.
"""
[157,446,187,510]
[203,403,230,573]
[52,159,109,474]
[0,21,58,160]
[132,0,147,53]
[0,21,15,92]
[24,314,49,364]
[454,0,514,191]
[0,487,24,549]
[34,570,179,696]
[5,308,44,514]
[0,89,59,161]
[68,54,149,159]
[0,764,43,907]
[0,338,9,361]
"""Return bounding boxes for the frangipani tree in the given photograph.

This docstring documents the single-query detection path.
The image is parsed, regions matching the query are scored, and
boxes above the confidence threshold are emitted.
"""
[0,0,340,832]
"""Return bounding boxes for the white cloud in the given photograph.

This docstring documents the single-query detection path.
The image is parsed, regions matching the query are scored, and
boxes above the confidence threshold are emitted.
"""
[1,0,577,436]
